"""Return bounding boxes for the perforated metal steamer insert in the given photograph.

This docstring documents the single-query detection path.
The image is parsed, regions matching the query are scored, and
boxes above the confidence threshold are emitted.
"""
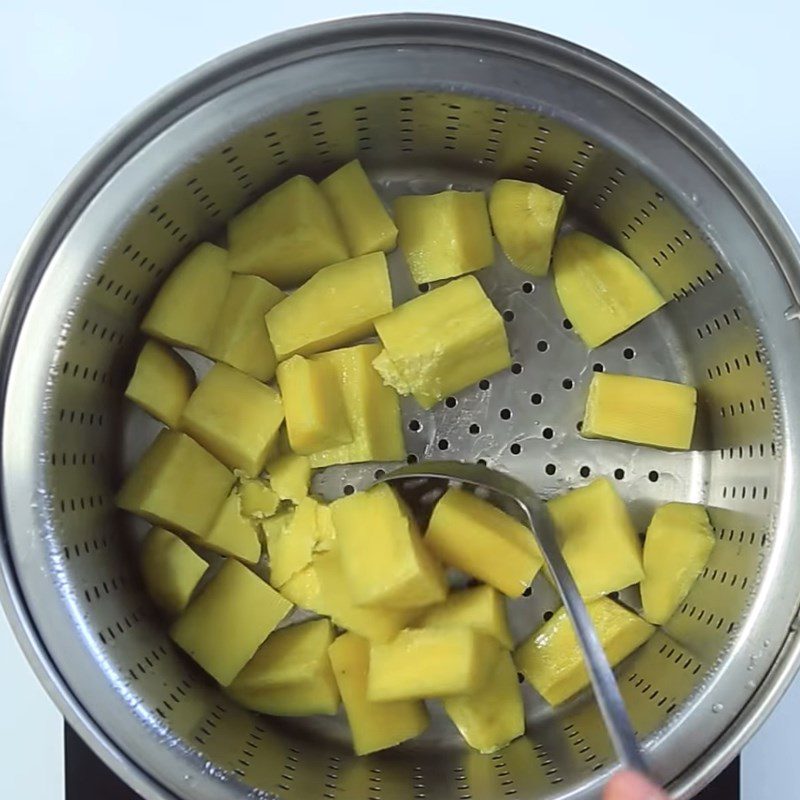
[3,14,800,800]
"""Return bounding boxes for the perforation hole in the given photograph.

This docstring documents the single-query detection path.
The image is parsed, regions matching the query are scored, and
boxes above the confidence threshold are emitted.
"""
[615,468,625,480]
[469,424,480,435]
[445,396,457,409]
[563,318,573,330]
[576,420,583,432]
[406,454,418,464]
[500,408,512,420]
[511,362,523,374]
[562,378,574,390]
[438,439,449,451]
[408,419,421,432]
[537,340,549,353]
[531,393,543,405]
[623,347,636,360]
[522,282,533,294]
[545,463,557,475]
[648,470,659,482]
[479,379,490,390]
[580,466,591,478]
[543,427,554,440]
[510,443,522,455]
[593,362,604,372]
[503,310,515,322]
[343,484,355,496]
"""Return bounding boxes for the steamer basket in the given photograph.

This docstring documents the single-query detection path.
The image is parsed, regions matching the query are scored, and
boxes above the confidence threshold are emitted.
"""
[2,14,800,800]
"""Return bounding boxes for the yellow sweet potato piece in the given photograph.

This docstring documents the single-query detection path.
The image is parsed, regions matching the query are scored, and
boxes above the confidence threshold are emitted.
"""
[489,179,565,276]
[329,633,429,755]
[117,429,234,536]
[227,175,348,286]
[425,488,542,597]
[265,252,392,359]
[141,243,230,354]
[515,597,654,705]
[140,527,209,616]
[228,618,339,716]
[267,496,321,587]
[308,344,405,468]
[208,274,284,381]
[553,231,665,348]
[582,372,697,450]
[170,559,292,685]
[641,503,715,624]
[276,355,352,454]
[394,191,493,283]
[443,651,524,753]
[373,276,511,409]
[124,340,195,427]
[331,485,447,609]
[238,479,280,519]
[369,627,501,701]
[267,454,311,504]
[548,478,644,600]
[180,363,284,476]
[320,160,398,255]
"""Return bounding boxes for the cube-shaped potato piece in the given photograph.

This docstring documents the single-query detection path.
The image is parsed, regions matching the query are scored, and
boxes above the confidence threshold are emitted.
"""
[582,372,697,450]
[554,232,665,348]
[228,618,339,716]
[267,496,322,587]
[425,488,542,597]
[308,344,405,468]
[267,454,310,504]
[329,633,429,755]
[331,485,447,609]
[280,550,415,643]
[199,492,261,564]
[140,527,209,616]
[142,243,231,354]
[238,479,280,519]
[276,355,352,454]
[266,252,392,359]
[373,276,511,409]
[369,627,501,701]
[117,429,234,536]
[170,559,292,685]
[320,160,398,256]
[641,503,715,624]
[180,363,284,475]
[548,478,644,600]
[228,175,349,286]
[443,651,525,753]
[417,585,512,649]
[125,340,195,427]
[208,274,284,381]
[394,190,493,283]
[515,597,654,705]
[489,179,565,277]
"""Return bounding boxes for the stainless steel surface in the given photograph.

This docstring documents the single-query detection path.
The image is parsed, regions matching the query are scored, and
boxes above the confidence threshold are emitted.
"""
[1,12,800,800]
[380,460,651,776]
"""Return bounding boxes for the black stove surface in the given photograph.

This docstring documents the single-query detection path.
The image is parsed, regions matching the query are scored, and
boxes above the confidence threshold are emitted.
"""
[65,723,740,799]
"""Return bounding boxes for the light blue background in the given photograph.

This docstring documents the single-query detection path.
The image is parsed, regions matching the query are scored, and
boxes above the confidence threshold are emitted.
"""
[0,2,796,797]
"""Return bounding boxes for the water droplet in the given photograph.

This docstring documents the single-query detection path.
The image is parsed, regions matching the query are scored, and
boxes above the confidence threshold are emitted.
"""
[712,703,723,713]
[763,640,771,648]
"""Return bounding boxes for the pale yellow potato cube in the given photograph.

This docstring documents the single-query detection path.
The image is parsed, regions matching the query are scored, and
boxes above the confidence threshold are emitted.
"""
[170,559,292,685]
[140,527,209,616]
[228,175,349,286]
[329,633,429,755]
[332,484,446,609]
[265,252,392,359]
[373,276,511,409]
[320,160,398,255]
[308,344,405,468]
[267,454,311,504]
[553,232,665,348]
[142,243,230,354]
[394,191,493,283]
[417,585,512,649]
[443,651,524,753]
[368,627,501,701]
[124,340,195,427]
[238,479,280,519]
[425,488,542,597]
[208,274,284,381]
[228,618,339,716]
[641,503,715,624]
[200,492,261,564]
[117,430,234,536]
[515,597,654,705]
[548,478,644,600]
[260,509,293,543]
[180,363,284,475]
[276,355,352,455]
[582,372,697,450]
[489,179,564,277]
